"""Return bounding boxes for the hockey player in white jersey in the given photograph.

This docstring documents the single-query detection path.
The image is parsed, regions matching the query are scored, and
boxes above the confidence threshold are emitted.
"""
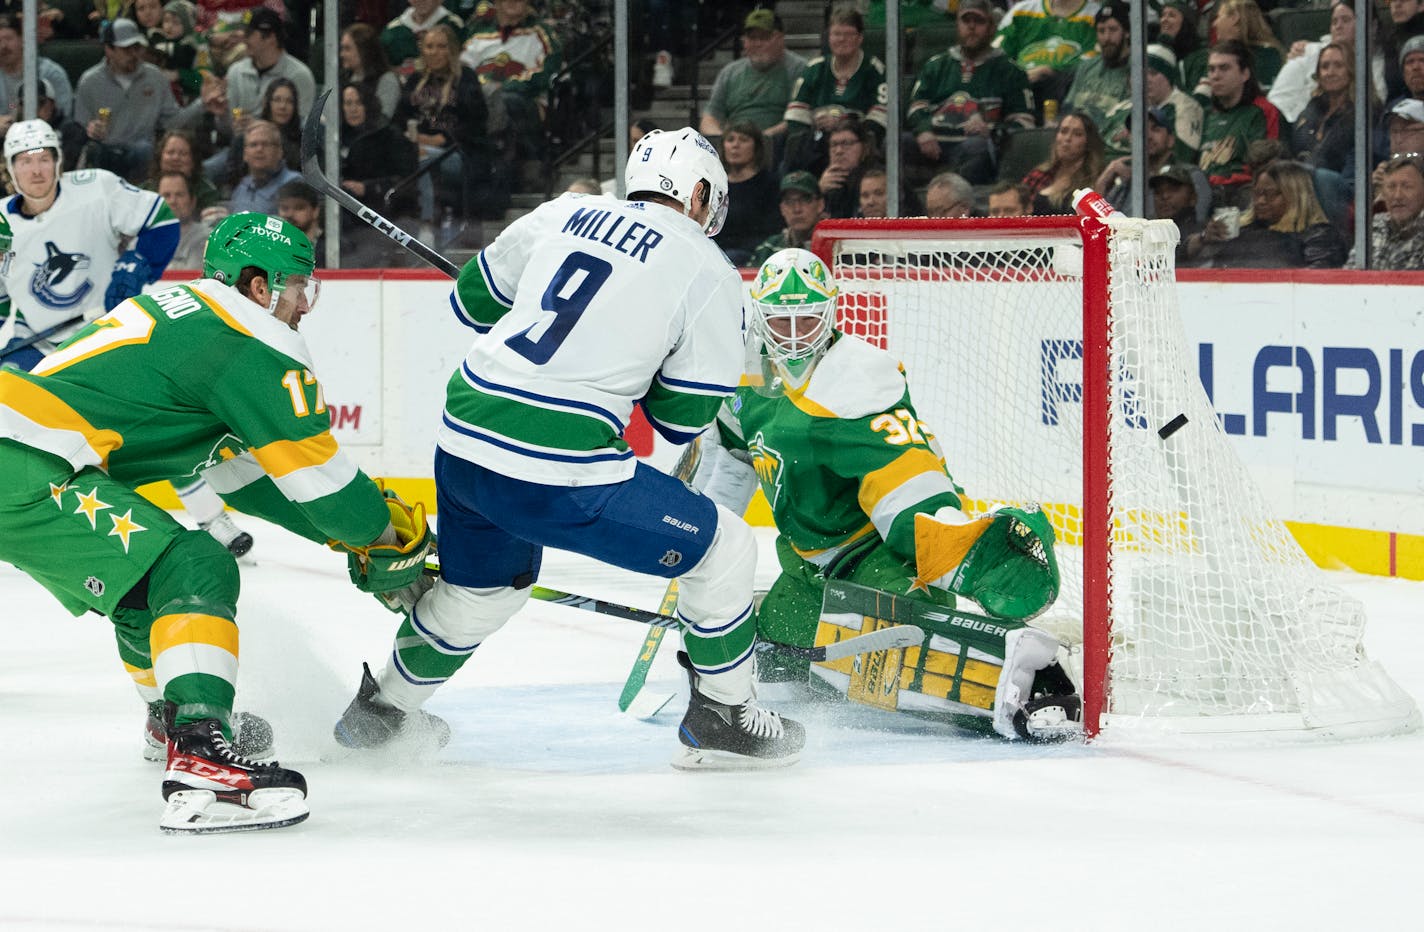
[2,118,255,557]
[336,127,807,769]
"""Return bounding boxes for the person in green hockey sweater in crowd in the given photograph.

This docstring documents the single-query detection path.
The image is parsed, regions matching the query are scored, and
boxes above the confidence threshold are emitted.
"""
[996,0,1101,121]
[687,248,1079,741]
[0,212,432,833]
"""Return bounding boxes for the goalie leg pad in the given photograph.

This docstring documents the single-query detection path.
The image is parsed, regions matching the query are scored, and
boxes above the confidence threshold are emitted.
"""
[376,580,528,712]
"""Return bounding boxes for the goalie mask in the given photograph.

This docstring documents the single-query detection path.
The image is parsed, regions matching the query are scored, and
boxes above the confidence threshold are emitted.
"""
[204,212,321,325]
[750,248,838,384]
[625,128,729,237]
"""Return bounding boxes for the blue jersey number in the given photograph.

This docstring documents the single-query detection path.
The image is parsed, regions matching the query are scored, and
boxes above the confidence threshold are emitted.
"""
[505,251,614,365]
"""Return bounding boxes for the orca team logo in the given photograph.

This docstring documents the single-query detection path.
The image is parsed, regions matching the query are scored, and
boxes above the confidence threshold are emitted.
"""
[30,241,93,310]
[84,576,105,597]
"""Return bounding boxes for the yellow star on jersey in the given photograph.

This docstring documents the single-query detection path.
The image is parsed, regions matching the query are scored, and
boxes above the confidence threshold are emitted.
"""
[73,487,112,529]
[108,509,147,552]
[49,481,70,509]
[907,575,933,596]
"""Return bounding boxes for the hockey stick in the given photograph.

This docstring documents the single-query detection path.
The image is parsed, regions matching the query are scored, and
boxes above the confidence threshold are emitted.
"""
[530,584,924,662]
[300,88,460,278]
[617,439,704,714]
[0,314,85,361]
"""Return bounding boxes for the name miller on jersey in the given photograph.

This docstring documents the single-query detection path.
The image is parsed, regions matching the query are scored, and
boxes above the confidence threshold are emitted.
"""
[561,207,665,263]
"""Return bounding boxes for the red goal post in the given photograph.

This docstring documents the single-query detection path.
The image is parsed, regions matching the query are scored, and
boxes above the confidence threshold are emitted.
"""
[810,216,1419,743]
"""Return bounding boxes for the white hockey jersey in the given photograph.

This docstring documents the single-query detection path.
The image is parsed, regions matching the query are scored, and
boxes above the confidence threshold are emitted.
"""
[442,192,746,485]
[1,170,175,342]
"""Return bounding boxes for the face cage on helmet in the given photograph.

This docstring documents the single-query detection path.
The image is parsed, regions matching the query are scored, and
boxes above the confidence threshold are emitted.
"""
[752,298,835,366]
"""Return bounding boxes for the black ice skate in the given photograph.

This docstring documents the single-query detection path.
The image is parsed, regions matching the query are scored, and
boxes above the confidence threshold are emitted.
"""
[674,651,805,771]
[160,710,308,834]
[201,512,254,557]
[333,662,451,751]
[144,701,274,762]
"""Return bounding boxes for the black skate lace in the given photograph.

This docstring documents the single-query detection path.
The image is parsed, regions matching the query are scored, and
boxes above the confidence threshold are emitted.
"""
[206,722,270,769]
[737,702,785,740]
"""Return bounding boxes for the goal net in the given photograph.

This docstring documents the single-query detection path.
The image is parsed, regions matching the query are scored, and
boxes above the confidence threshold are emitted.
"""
[814,216,1419,742]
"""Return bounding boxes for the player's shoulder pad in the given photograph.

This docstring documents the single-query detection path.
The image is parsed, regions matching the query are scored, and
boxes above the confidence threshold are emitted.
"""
[802,333,908,419]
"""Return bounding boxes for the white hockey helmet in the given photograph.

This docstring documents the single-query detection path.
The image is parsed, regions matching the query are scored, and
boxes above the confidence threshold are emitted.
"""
[625,127,729,236]
[5,118,62,197]
[750,247,839,372]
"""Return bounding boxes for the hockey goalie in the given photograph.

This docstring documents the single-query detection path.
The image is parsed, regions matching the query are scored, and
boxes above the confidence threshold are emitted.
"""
[689,248,1080,740]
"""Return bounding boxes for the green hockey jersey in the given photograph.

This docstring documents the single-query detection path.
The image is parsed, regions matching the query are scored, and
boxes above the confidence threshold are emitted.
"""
[0,279,389,546]
[996,0,1100,73]
[715,333,963,569]
[907,46,1035,140]
[784,52,889,130]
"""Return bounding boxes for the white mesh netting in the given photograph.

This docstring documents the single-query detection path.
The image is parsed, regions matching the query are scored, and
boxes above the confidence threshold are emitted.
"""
[826,217,1418,742]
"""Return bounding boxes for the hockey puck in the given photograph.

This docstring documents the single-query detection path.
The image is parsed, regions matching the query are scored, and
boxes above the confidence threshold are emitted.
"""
[1157,414,1189,439]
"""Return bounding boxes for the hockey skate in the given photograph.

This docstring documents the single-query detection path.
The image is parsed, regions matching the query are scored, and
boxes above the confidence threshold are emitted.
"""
[673,651,805,771]
[201,512,254,558]
[333,663,451,752]
[143,701,274,762]
[160,711,308,834]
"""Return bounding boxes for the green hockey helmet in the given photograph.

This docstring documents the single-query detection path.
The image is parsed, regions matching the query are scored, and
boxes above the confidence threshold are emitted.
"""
[750,247,839,374]
[0,211,12,278]
[203,212,318,307]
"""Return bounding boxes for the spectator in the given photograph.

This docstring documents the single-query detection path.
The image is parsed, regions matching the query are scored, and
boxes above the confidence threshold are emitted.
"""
[1269,0,1357,123]
[1192,160,1346,268]
[12,77,86,170]
[905,0,1032,186]
[1022,112,1106,215]
[782,4,888,174]
[204,18,250,75]
[276,179,327,262]
[461,0,562,163]
[382,0,465,76]
[233,77,303,174]
[1151,163,1207,264]
[133,0,166,46]
[924,170,974,218]
[172,71,238,184]
[1350,154,1424,269]
[1156,0,1208,94]
[1199,40,1283,209]
[0,13,74,131]
[818,116,880,219]
[700,8,807,148]
[1375,99,1424,207]
[341,22,401,122]
[1198,1,1284,95]
[997,0,1099,119]
[151,0,206,105]
[1383,0,1424,102]
[858,167,888,218]
[1379,35,1424,159]
[228,118,301,215]
[148,129,221,211]
[748,170,826,267]
[1065,3,1132,133]
[226,9,316,121]
[1096,105,1211,220]
[713,120,782,267]
[987,180,1031,217]
[642,0,697,90]
[1292,42,1356,229]
[394,21,491,227]
[74,18,179,183]
[156,170,212,268]
[339,82,417,214]
[1099,44,1204,162]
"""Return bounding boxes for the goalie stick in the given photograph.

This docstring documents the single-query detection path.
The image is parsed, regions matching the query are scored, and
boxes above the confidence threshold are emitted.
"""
[529,584,925,662]
[300,89,460,278]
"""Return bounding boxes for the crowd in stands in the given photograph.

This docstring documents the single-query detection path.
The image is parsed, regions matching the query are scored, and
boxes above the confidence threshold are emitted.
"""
[2,0,1422,271]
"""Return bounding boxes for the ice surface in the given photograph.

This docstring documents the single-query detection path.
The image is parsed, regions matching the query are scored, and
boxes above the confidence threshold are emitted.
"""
[3,518,1421,930]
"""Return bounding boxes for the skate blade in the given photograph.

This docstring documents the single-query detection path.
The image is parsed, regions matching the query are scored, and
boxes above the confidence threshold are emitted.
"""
[159,788,309,835]
[670,745,801,772]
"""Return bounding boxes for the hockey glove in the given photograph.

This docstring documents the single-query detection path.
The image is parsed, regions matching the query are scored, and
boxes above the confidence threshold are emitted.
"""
[332,489,434,607]
[105,250,152,310]
[915,505,1060,621]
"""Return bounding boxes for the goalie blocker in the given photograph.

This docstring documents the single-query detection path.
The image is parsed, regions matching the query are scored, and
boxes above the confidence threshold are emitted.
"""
[813,580,1081,741]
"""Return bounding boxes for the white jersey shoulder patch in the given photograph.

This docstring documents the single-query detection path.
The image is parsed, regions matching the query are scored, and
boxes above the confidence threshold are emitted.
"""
[801,334,908,419]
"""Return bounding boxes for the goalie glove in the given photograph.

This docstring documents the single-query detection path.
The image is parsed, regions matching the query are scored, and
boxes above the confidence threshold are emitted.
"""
[331,487,434,611]
[913,504,1060,621]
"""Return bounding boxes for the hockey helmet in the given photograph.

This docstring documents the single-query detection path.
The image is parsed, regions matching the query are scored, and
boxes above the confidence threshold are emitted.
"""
[4,118,61,198]
[625,128,729,236]
[203,212,319,312]
[750,248,839,374]
[0,211,12,278]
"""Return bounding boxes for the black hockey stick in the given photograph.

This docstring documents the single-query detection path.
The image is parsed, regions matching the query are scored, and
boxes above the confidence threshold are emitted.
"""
[0,314,85,361]
[300,88,460,278]
[529,584,925,662]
